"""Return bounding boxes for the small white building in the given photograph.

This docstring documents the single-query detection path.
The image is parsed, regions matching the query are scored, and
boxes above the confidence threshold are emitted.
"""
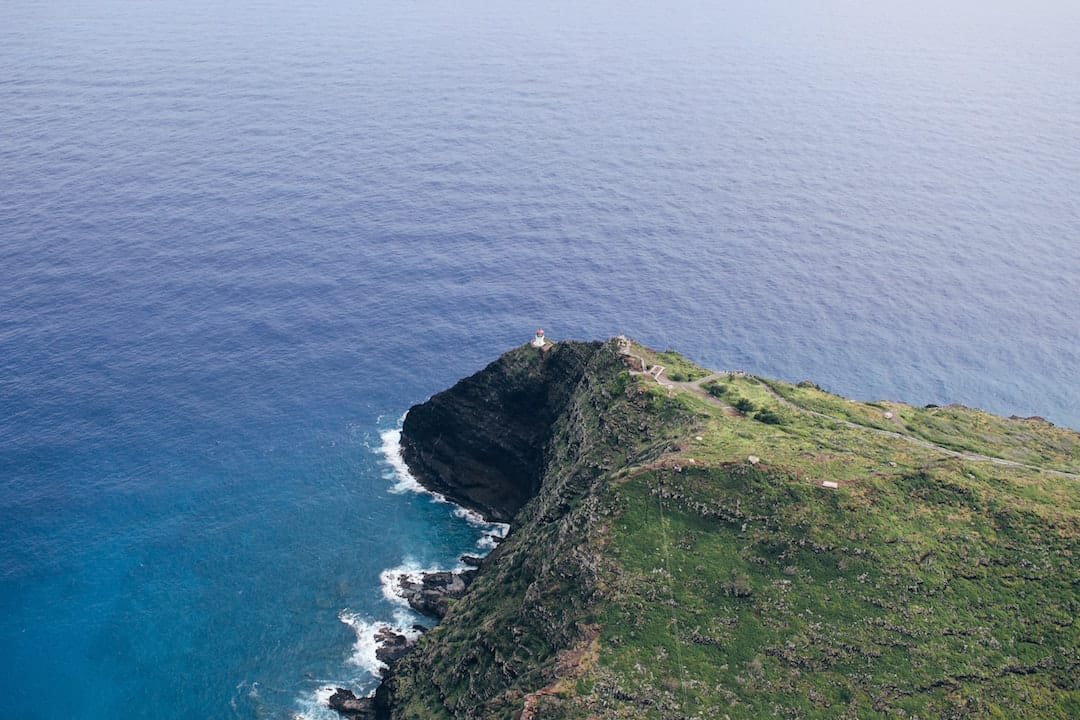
[531,328,546,348]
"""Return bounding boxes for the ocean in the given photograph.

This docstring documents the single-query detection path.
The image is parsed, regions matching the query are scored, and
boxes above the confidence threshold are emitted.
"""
[1,0,1078,717]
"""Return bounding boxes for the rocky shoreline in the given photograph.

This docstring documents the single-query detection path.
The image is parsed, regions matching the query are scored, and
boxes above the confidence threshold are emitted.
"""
[322,338,1080,718]
[396,567,477,619]
[327,686,386,720]
[327,340,600,719]
[327,561,484,719]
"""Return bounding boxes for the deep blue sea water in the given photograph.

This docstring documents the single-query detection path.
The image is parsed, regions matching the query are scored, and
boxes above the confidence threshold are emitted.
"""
[2,0,1078,717]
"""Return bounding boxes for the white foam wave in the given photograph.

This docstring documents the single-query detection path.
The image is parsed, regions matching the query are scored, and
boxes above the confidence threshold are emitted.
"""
[378,559,446,607]
[476,534,500,550]
[338,611,388,674]
[338,608,424,675]
[292,607,425,720]
[292,423,512,720]
[378,426,469,507]
[292,685,343,720]
[379,427,512,546]
[391,606,418,630]
[380,428,426,495]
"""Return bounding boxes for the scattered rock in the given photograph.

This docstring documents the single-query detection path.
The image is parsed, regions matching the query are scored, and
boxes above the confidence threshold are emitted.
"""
[460,554,485,568]
[1012,415,1052,425]
[397,569,477,619]
[373,626,413,665]
[328,688,378,720]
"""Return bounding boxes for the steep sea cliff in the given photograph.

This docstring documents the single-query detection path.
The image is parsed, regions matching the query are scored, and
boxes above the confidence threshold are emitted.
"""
[356,338,1079,719]
[400,340,605,524]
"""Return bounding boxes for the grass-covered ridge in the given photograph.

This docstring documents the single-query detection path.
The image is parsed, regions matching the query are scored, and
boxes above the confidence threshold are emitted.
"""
[760,376,1080,475]
[386,338,1080,719]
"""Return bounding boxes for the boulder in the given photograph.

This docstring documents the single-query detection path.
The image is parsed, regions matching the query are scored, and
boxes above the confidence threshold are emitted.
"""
[327,688,378,720]
[397,569,477,619]
[373,626,413,665]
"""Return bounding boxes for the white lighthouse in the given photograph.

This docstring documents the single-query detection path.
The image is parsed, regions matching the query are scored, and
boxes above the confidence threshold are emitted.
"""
[531,328,546,348]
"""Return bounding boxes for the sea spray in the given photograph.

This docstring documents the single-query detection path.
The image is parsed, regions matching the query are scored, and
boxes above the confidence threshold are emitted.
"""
[338,612,389,675]
[293,686,341,720]
[380,427,510,544]
[293,424,511,718]
[381,428,426,496]
[378,559,449,608]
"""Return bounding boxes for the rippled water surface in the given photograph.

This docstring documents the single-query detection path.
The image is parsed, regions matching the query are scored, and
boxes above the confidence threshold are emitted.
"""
[2,1,1078,717]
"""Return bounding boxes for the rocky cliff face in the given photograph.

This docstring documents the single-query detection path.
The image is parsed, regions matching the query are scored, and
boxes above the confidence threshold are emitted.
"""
[382,338,694,718]
[400,340,603,522]
[372,339,1080,719]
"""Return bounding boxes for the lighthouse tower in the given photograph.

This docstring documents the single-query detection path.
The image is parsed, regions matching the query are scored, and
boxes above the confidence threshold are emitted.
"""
[531,328,546,348]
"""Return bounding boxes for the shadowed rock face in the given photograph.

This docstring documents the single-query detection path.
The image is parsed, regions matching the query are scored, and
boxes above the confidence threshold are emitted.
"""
[396,569,476,619]
[355,339,1080,720]
[400,341,601,523]
[328,687,389,720]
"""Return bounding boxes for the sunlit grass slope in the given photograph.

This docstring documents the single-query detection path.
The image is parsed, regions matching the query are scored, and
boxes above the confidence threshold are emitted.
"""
[389,339,1079,719]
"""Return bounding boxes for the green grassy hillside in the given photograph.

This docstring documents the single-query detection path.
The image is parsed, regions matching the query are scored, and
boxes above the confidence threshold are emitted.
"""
[386,339,1079,719]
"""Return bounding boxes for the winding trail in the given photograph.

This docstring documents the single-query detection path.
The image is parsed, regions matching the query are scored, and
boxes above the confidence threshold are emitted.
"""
[619,340,738,416]
[748,378,1080,479]
[615,338,1079,479]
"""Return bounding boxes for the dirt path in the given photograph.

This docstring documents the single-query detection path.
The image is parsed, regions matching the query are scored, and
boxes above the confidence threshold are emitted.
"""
[670,372,746,418]
[748,376,1080,479]
[617,338,737,415]
[615,339,1078,479]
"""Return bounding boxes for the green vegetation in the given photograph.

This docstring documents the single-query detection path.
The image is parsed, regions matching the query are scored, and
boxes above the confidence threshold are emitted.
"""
[655,350,709,382]
[632,347,711,382]
[570,460,1079,718]
[703,380,727,398]
[761,377,1080,474]
[733,397,756,414]
[753,407,784,425]
[387,339,1080,719]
